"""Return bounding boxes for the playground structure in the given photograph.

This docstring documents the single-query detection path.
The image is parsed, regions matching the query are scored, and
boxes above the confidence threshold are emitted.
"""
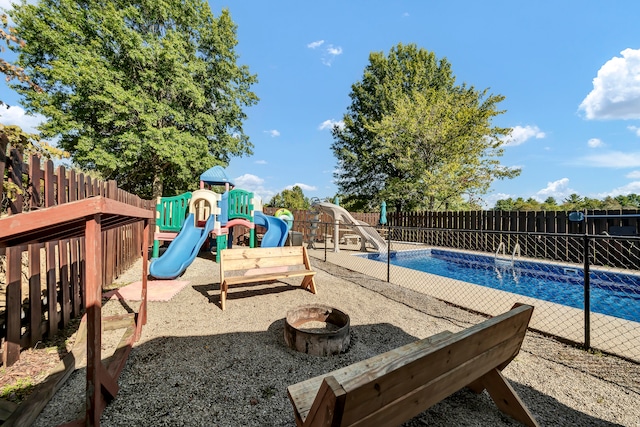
[310,201,387,253]
[150,166,293,279]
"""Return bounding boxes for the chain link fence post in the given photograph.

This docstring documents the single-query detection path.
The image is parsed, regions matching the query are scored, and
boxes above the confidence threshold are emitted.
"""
[387,225,391,282]
[324,222,328,262]
[583,234,591,349]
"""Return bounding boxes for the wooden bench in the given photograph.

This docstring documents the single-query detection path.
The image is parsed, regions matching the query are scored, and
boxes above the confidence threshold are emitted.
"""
[287,303,538,427]
[219,246,317,310]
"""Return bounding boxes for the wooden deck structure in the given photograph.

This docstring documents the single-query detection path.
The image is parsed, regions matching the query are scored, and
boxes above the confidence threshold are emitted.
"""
[0,196,153,426]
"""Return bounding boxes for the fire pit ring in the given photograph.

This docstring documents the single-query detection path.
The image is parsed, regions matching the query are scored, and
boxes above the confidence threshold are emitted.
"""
[284,304,351,356]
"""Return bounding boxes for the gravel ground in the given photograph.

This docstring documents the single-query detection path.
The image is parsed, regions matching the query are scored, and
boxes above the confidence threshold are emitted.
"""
[34,253,640,426]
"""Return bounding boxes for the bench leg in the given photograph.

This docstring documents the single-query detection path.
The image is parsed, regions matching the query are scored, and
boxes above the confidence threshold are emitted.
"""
[301,376,346,427]
[478,368,539,427]
[220,281,227,311]
[301,275,317,294]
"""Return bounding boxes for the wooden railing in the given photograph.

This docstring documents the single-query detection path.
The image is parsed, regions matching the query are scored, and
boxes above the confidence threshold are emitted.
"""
[1,135,154,365]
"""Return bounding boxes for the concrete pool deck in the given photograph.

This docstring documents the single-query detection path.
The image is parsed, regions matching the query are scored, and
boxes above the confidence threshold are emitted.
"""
[308,244,640,363]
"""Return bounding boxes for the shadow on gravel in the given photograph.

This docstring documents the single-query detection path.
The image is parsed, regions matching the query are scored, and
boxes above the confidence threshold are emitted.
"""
[193,281,312,310]
[40,320,624,427]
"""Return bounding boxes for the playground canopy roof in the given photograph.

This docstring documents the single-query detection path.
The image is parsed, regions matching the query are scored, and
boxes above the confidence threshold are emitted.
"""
[200,166,234,187]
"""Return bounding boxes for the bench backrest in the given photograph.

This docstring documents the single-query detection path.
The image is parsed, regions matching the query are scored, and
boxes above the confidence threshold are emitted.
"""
[220,246,308,272]
[305,304,533,427]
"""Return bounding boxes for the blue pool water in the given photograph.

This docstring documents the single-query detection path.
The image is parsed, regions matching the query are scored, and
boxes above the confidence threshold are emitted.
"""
[362,249,640,323]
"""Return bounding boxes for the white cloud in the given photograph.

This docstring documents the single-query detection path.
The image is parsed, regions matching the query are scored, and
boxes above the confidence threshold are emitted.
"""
[629,125,640,137]
[502,125,545,146]
[254,159,267,165]
[234,173,264,189]
[579,48,640,120]
[318,119,344,131]
[479,192,512,209]
[587,138,604,148]
[320,44,343,66]
[534,178,574,201]
[307,40,324,49]
[601,181,640,197]
[264,129,280,137]
[233,173,274,202]
[285,183,317,192]
[626,170,640,179]
[578,151,640,168]
[308,39,343,66]
[0,104,46,134]
[326,45,342,56]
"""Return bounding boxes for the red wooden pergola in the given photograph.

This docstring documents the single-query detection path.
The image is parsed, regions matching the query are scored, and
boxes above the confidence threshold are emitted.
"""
[0,196,153,426]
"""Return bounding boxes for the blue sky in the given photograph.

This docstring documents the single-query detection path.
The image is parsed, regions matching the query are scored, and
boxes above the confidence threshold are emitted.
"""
[2,1,640,208]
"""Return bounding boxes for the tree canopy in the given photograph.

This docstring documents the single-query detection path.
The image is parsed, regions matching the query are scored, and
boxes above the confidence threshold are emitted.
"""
[492,194,640,211]
[268,185,310,210]
[331,43,518,212]
[1,13,66,160]
[10,0,258,198]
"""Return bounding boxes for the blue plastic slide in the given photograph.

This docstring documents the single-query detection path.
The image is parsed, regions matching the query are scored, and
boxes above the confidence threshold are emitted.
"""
[254,211,288,247]
[149,213,216,279]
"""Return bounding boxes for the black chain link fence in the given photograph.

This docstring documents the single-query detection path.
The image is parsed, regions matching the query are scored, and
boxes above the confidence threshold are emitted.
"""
[301,221,640,363]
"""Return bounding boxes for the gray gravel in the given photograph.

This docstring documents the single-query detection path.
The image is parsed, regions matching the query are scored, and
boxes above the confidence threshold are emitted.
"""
[34,254,640,426]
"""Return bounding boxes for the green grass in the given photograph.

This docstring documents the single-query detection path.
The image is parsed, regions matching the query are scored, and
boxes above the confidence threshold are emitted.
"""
[1,377,36,403]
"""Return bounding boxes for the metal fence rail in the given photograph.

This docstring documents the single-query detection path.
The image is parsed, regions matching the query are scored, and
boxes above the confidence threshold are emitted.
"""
[302,221,640,363]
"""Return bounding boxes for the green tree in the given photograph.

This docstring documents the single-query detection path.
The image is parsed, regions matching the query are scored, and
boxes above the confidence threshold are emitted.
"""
[494,198,515,211]
[541,197,558,211]
[268,186,310,210]
[581,197,603,210]
[562,193,584,211]
[615,194,640,209]
[1,14,66,161]
[10,0,258,198]
[1,14,40,107]
[600,196,621,210]
[331,43,518,212]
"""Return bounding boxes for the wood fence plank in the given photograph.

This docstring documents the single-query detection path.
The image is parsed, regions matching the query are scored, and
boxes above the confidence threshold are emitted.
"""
[3,246,22,366]
[28,244,43,346]
[7,148,23,215]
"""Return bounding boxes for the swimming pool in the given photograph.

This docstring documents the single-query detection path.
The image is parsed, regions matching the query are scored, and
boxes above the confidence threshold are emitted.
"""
[361,249,640,323]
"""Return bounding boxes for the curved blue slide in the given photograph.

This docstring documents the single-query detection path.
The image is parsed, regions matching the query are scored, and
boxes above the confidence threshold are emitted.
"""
[149,213,216,279]
[254,211,288,247]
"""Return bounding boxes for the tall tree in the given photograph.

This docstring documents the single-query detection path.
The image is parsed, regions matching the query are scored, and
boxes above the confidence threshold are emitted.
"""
[331,43,518,212]
[1,13,66,159]
[268,186,310,210]
[562,194,584,211]
[10,0,258,198]
[1,13,40,107]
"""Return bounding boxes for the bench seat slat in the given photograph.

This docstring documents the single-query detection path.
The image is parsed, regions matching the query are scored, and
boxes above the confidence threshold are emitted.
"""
[221,246,306,260]
[223,254,306,270]
[224,270,316,286]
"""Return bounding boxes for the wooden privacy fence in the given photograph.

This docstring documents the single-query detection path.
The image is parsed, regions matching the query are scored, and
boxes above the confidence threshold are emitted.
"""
[1,136,154,366]
[387,209,640,235]
[268,207,640,239]
[272,207,639,268]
